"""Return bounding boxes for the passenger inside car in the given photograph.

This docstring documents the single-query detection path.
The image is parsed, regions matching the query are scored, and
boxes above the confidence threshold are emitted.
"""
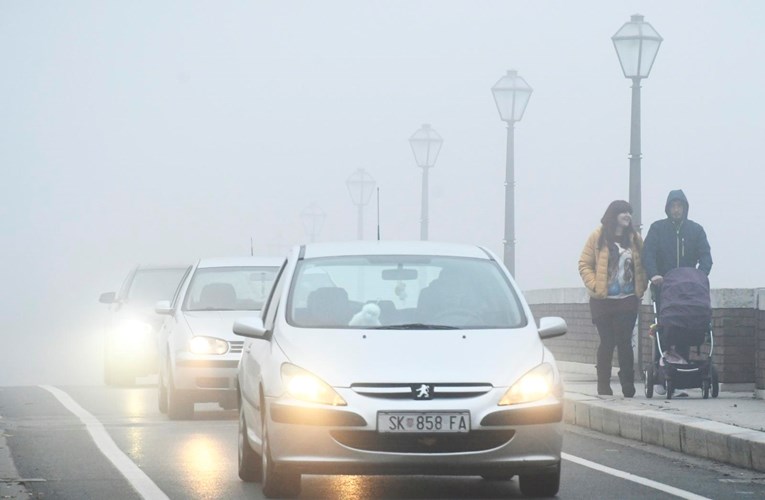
[198,282,238,310]
[417,267,480,320]
[305,287,356,327]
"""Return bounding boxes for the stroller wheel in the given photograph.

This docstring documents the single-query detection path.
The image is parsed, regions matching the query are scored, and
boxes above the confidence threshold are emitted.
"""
[702,380,710,399]
[644,369,654,398]
[666,380,674,400]
[711,366,719,398]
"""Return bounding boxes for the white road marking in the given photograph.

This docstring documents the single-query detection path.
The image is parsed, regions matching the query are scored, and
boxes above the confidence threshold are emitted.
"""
[563,452,712,500]
[40,385,169,500]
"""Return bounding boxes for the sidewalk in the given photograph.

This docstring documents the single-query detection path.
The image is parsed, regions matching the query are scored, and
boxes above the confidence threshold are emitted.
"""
[560,361,765,473]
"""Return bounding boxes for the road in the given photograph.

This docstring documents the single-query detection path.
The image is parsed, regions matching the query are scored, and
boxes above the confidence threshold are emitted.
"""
[1,384,764,499]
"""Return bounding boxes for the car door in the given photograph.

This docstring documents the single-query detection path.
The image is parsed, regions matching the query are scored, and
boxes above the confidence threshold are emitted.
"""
[240,259,288,423]
[159,265,194,371]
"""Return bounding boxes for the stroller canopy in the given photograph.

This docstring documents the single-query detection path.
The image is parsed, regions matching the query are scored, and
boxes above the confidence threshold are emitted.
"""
[659,267,711,331]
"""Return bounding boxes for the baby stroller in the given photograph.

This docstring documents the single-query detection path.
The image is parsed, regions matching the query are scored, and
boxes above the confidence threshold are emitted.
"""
[644,267,719,399]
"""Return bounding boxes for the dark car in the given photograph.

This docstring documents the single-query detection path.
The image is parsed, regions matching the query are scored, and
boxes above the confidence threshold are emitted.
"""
[99,265,189,385]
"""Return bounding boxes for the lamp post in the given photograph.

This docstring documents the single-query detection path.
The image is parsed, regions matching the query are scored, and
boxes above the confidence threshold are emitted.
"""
[345,168,376,240]
[409,124,443,240]
[491,70,532,276]
[612,13,662,232]
[300,202,326,243]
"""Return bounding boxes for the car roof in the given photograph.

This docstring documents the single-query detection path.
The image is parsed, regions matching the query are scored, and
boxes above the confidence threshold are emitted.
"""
[134,264,189,271]
[196,256,284,269]
[298,241,493,260]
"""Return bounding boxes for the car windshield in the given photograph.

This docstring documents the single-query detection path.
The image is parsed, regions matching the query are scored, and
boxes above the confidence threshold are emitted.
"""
[126,268,187,308]
[183,266,278,311]
[287,255,526,329]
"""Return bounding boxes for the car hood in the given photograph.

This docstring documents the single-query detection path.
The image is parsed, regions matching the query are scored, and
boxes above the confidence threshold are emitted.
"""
[183,311,262,341]
[274,328,545,387]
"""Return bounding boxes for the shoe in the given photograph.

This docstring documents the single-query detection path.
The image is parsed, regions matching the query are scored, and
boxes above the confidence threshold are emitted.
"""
[597,387,613,396]
[675,391,689,398]
[654,384,666,395]
[622,386,636,398]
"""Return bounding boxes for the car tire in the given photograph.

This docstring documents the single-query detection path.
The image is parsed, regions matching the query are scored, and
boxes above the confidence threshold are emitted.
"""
[261,410,300,498]
[238,406,262,482]
[166,366,194,420]
[519,463,560,497]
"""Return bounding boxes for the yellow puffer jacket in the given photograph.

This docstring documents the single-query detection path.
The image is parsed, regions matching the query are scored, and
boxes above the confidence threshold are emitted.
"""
[578,226,647,299]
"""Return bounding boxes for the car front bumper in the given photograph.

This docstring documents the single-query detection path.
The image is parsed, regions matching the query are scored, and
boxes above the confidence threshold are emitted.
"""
[263,391,563,476]
[172,352,239,399]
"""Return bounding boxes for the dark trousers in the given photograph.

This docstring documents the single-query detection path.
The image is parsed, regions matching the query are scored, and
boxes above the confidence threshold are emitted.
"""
[594,311,638,391]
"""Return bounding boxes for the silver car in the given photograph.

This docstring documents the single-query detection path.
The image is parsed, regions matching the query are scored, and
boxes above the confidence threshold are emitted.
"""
[234,242,567,498]
[156,257,282,419]
[99,265,189,386]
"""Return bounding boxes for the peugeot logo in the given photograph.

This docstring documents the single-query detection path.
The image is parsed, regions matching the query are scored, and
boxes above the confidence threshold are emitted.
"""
[413,383,434,400]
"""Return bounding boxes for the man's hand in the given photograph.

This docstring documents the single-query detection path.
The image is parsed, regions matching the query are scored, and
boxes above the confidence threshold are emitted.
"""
[650,275,664,286]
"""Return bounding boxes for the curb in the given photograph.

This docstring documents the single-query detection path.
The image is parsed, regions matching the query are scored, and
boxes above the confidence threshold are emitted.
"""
[563,393,765,473]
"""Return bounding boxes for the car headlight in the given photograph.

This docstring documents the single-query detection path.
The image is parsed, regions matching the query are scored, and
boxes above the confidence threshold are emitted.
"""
[281,364,346,406]
[499,363,557,406]
[189,336,229,355]
[111,320,153,350]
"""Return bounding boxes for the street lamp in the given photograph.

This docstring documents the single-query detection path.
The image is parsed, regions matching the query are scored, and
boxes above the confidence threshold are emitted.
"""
[612,13,662,232]
[345,168,376,240]
[300,202,326,242]
[409,123,443,240]
[491,69,532,276]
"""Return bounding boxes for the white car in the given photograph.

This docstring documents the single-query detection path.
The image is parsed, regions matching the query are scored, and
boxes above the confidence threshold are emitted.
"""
[234,241,567,498]
[99,265,189,386]
[156,257,282,419]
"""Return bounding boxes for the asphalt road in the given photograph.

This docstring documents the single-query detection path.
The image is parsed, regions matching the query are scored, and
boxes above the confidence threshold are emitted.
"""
[1,385,764,499]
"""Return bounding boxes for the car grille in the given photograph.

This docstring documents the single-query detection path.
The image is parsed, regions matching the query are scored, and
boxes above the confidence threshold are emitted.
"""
[351,383,492,399]
[330,430,515,453]
[228,341,245,354]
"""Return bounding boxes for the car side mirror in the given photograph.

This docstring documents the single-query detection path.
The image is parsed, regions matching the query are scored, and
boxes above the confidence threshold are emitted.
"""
[155,300,173,315]
[99,292,116,304]
[233,317,268,339]
[538,316,567,339]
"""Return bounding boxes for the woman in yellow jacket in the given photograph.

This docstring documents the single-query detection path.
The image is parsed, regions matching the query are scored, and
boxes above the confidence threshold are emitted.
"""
[579,200,647,397]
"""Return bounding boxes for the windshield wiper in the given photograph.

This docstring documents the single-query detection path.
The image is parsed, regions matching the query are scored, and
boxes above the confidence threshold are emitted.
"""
[371,323,459,330]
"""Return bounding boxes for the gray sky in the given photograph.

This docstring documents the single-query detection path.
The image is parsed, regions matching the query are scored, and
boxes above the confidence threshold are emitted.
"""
[2,1,763,384]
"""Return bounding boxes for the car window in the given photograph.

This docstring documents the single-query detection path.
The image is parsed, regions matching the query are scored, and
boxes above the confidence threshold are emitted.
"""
[286,255,526,329]
[125,268,188,308]
[182,266,279,311]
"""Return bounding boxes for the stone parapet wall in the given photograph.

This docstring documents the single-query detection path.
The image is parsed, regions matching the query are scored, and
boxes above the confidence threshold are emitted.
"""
[526,287,761,390]
[757,291,765,395]
[529,302,598,366]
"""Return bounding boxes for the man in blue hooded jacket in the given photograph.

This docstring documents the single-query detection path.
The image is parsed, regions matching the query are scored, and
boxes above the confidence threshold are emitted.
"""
[643,189,713,284]
[643,189,712,395]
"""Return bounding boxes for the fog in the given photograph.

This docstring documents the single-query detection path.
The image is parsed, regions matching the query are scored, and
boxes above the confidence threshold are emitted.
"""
[2,1,763,385]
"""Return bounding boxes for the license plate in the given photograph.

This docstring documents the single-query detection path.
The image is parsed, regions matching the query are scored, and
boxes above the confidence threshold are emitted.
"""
[377,411,470,433]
